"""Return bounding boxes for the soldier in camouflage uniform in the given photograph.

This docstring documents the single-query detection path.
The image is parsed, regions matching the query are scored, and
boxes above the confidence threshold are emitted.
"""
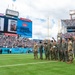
[57,40,62,61]
[67,38,73,63]
[50,40,53,60]
[44,42,48,60]
[39,41,43,60]
[33,42,38,59]
[62,38,68,62]
[72,37,75,58]
[51,41,57,60]
[53,41,58,60]
[47,40,52,60]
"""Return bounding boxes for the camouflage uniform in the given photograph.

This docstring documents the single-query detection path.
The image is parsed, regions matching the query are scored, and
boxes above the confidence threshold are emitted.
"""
[33,44,38,59]
[73,40,75,58]
[47,40,52,60]
[67,39,73,63]
[54,42,58,60]
[57,41,62,61]
[68,50,73,61]
[62,40,68,62]
[50,41,57,60]
[44,43,48,60]
[39,42,43,60]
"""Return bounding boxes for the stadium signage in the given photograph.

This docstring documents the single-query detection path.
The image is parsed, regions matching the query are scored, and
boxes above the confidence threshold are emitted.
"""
[17,27,31,34]
[6,9,19,17]
[20,18,31,22]
[17,19,32,38]
[4,33,18,36]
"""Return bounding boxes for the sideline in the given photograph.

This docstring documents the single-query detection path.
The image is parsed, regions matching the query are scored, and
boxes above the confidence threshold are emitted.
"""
[0,61,57,68]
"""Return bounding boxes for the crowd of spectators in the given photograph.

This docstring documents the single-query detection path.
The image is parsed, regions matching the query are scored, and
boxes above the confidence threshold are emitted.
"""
[0,35,34,48]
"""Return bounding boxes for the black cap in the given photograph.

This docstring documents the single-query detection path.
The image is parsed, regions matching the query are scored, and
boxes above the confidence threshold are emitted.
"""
[39,41,42,43]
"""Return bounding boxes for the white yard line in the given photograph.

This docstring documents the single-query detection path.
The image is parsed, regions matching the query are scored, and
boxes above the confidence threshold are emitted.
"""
[0,61,57,68]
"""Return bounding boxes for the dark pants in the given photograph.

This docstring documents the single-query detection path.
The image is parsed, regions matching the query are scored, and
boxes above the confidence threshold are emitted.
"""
[0,49,2,54]
[39,50,43,60]
[45,50,48,60]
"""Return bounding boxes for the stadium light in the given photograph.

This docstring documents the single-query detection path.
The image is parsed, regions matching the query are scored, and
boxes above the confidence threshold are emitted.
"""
[69,10,75,19]
[69,10,75,15]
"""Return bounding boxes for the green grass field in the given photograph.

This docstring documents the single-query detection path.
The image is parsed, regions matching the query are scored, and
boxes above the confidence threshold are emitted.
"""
[0,54,75,75]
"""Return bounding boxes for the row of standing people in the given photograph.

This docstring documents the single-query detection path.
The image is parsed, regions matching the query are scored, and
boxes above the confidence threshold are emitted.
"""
[33,38,74,63]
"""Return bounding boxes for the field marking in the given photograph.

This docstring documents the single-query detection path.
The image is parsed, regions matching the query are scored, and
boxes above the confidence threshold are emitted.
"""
[0,61,57,68]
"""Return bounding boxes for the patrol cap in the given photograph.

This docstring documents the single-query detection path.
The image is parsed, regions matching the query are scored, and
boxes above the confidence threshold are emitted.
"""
[39,41,42,43]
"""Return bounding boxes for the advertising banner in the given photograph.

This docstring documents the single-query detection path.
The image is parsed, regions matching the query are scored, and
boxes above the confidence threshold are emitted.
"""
[17,19,32,38]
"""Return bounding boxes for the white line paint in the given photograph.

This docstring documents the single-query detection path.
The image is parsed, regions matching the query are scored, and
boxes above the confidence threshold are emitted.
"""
[0,61,57,68]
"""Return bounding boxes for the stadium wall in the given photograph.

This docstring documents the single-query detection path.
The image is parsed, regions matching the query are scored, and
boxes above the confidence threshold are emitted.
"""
[0,47,33,54]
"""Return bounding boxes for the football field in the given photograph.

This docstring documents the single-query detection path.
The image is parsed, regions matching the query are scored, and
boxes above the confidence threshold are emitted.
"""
[0,54,75,75]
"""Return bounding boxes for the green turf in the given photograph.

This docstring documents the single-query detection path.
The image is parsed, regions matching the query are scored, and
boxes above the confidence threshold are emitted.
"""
[0,54,75,75]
